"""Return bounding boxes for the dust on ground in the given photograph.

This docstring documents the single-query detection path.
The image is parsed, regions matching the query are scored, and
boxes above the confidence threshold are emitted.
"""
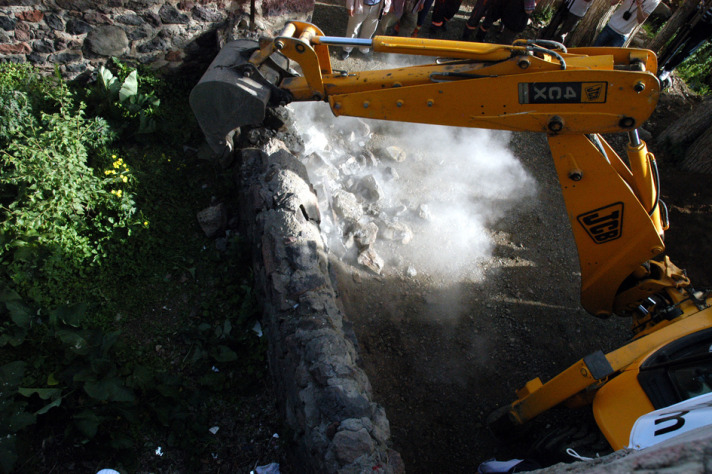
[306,3,712,472]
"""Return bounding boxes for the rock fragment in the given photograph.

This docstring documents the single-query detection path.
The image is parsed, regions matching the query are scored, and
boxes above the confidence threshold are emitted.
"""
[357,248,384,274]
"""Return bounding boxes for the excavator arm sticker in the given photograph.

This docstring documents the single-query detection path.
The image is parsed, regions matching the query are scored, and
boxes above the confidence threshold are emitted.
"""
[519,82,608,104]
[577,202,624,244]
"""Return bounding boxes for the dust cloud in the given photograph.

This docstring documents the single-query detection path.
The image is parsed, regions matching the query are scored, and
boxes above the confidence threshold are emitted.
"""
[288,101,536,281]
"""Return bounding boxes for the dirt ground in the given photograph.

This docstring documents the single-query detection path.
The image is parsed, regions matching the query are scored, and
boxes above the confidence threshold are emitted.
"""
[306,4,712,472]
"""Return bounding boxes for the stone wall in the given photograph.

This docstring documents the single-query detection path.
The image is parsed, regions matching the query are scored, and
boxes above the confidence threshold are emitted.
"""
[233,122,404,473]
[0,0,315,79]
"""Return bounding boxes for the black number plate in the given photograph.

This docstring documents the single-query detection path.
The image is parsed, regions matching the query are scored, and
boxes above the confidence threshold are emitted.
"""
[519,82,607,104]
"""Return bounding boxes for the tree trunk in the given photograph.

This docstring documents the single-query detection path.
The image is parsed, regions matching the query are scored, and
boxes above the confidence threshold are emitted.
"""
[536,0,562,15]
[658,98,712,150]
[567,0,616,46]
[681,125,712,174]
[647,0,699,53]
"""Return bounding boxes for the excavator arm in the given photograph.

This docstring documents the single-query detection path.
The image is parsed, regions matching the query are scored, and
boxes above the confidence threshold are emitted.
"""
[190,21,685,318]
[190,22,710,445]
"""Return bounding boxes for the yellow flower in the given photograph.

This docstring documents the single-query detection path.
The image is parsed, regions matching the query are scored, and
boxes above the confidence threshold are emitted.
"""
[143,221,149,226]
[121,176,128,183]
[112,154,117,159]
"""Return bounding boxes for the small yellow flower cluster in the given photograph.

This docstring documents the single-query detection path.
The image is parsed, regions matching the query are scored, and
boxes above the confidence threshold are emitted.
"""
[104,154,132,198]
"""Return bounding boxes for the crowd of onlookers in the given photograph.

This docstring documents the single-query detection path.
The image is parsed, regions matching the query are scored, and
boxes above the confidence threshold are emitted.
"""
[338,0,712,85]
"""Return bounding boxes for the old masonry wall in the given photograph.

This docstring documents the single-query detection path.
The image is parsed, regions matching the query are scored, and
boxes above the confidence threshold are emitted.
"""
[0,0,314,79]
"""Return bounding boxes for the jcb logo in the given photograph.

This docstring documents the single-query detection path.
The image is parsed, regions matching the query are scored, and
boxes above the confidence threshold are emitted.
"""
[577,203,623,244]
[585,84,603,101]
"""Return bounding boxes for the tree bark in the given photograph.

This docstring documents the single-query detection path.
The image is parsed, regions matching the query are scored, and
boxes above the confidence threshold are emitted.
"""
[567,0,617,46]
[658,98,712,150]
[681,124,712,174]
[647,0,699,53]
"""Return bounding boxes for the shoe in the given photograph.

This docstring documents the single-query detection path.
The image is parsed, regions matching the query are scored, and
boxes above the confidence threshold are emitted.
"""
[337,49,350,60]
[429,23,443,35]
[410,26,420,38]
[658,70,671,89]
[360,50,373,61]
[462,28,472,41]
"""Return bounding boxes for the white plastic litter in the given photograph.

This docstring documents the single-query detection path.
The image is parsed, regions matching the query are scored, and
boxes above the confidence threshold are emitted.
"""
[252,321,263,337]
[96,470,120,474]
[209,426,220,435]
[251,463,280,474]
[155,446,164,457]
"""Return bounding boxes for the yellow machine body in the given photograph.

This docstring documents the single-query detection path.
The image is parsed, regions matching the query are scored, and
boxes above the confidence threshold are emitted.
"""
[191,21,711,452]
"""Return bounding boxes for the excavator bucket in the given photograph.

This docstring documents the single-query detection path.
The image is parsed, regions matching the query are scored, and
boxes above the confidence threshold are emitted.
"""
[189,39,292,154]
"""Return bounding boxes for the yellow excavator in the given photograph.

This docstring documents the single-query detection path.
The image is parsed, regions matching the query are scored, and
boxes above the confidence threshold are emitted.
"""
[190,21,712,455]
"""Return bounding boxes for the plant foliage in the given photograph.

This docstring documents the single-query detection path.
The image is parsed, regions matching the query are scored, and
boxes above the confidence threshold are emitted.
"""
[0,62,269,472]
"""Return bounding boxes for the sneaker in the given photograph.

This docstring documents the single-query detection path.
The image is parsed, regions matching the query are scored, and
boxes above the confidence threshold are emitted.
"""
[337,49,350,60]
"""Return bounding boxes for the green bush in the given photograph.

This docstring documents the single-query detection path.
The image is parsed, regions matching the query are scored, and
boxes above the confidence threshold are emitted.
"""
[0,64,140,308]
[0,61,267,473]
[676,41,712,95]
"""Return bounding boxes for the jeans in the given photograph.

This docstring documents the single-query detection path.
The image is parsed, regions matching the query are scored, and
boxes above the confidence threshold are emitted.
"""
[593,24,627,47]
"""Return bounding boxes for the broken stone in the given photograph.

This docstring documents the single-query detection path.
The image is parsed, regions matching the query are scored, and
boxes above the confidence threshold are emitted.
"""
[357,247,384,274]
[332,428,375,464]
[418,203,432,221]
[383,166,399,181]
[350,221,379,250]
[197,203,226,238]
[391,204,408,216]
[382,145,406,162]
[354,174,383,202]
[355,149,378,168]
[332,190,362,222]
[380,221,413,245]
[338,155,361,176]
[406,266,417,277]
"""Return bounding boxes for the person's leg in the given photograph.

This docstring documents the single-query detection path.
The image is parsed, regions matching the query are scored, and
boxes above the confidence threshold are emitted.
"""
[399,10,419,36]
[358,4,383,53]
[417,0,435,26]
[443,0,463,21]
[430,0,447,31]
[475,0,503,42]
[463,0,491,39]
[593,24,625,47]
[377,11,399,35]
[343,9,369,55]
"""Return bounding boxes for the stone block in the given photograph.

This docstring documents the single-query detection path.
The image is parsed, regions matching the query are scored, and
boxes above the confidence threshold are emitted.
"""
[85,25,128,56]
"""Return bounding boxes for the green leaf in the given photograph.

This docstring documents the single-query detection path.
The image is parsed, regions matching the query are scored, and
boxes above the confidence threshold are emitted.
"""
[51,302,89,328]
[56,329,91,355]
[119,70,138,103]
[5,409,35,432]
[0,361,26,389]
[73,409,101,439]
[212,344,238,362]
[0,434,18,473]
[6,301,31,329]
[18,387,61,400]
[36,396,62,415]
[99,66,120,96]
[84,377,135,402]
